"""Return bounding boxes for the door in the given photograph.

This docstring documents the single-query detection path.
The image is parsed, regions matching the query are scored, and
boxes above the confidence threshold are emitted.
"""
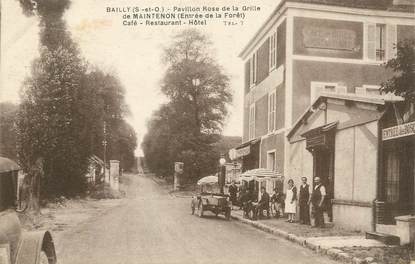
[313,148,335,221]
[383,137,415,218]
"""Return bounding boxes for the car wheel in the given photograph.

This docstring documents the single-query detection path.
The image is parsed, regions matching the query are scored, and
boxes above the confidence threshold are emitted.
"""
[197,204,204,218]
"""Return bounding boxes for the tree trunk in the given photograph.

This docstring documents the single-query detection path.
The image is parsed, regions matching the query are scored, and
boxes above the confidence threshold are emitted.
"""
[26,158,44,215]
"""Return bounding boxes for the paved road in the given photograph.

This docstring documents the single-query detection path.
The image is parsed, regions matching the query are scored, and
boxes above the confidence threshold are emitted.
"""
[57,174,339,264]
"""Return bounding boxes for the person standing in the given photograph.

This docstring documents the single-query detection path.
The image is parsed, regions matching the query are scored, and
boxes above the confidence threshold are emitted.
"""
[284,179,297,223]
[299,177,311,225]
[228,181,238,208]
[311,177,326,228]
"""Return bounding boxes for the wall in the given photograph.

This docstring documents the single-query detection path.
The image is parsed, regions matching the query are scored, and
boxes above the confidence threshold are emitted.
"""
[333,121,378,231]
[333,205,373,231]
[242,106,249,142]
[292,60,392,124]
[255,95,268,138]
[288,139,313,188]
[293,17,364,59]
[334,122,378,203]
[276,82,286,130]
[260,132,285,173]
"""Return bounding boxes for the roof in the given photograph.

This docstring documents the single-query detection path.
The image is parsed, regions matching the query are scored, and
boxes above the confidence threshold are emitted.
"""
[287,93,389,139]
[239,0,414,58]
[0,157,20,173]
[89,155,104,165]
[301,121,338,138]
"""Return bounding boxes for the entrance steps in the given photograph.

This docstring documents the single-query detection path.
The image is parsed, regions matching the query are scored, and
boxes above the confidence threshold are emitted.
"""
[365,231,400,245]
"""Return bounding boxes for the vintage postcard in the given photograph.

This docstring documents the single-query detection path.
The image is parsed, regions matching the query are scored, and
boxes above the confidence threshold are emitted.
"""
[1,0,414,263]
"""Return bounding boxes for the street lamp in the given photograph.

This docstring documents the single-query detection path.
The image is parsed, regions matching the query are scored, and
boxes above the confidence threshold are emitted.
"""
[218,155,226,194]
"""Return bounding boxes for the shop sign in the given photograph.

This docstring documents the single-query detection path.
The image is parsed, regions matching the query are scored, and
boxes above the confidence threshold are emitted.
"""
[382,121,415,141]
[235,146,250,159]
[303,27,358,51]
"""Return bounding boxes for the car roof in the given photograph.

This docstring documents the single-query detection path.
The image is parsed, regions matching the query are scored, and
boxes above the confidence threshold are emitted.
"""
[0,157,20,173]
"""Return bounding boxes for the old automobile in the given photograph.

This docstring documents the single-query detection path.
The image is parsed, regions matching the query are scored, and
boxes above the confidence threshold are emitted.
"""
[191,175,231,220]
[0,157,57,264]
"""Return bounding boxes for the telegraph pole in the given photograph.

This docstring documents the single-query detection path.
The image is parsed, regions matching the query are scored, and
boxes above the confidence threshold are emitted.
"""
[103,121,108,182]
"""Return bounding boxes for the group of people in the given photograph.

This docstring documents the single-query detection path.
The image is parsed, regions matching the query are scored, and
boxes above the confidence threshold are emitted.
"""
[227,176,327,228]
[284,176,327,227]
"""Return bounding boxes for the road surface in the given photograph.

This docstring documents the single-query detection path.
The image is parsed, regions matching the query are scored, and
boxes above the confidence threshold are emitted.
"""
[57,174,339,264]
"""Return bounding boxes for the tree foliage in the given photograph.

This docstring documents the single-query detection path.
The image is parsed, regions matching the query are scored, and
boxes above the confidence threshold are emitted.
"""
[142,29,232,180]
[15,0,137,200]
[0,102,19,160]
[381,40,415,103]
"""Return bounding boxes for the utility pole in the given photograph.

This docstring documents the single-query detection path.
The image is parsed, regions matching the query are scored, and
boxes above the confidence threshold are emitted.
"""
[103,121,108,183]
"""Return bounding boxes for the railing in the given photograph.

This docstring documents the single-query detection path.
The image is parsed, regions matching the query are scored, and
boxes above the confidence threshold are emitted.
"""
[376,49,385,61]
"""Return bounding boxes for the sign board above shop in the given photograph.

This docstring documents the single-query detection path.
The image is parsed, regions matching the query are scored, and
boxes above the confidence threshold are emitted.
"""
[382,121,415,141]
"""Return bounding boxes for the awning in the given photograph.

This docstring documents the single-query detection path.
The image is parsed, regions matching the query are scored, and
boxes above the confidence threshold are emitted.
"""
[229,138,260,160]
[301,122,338,150]
[0,157,20,173]
[240,168,284,182]
[197,175,218,185]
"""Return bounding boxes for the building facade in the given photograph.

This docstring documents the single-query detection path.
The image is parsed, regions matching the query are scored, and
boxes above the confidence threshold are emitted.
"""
[234,0,414,232]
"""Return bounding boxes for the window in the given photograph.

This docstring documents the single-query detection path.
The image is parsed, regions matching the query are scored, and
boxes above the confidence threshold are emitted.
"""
[384,149,400,203]
[376,24,386,61]
[249,104,255,139]
[267,151,276,171]
[250,53,257,87]
[268,92,276,133]
[269,32,277,70]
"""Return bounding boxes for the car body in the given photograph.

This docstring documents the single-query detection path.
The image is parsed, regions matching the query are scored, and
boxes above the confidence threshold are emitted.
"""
[191,186,231,220]
[0,157,57,264]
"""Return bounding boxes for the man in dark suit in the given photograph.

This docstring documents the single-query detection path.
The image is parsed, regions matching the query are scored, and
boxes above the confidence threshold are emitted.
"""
[299,177,311,225]
[255,187,270,219]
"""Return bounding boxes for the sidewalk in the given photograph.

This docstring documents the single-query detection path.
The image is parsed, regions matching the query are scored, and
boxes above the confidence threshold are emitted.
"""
[231,209,413,264]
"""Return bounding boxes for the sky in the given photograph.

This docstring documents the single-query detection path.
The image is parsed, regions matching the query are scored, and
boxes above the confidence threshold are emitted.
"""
[1,0,281,155]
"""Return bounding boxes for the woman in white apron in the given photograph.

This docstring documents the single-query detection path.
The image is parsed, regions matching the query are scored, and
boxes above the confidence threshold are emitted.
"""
[284,179,297,223]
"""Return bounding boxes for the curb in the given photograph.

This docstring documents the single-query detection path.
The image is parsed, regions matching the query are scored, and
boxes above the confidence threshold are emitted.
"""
[231,214,368,264]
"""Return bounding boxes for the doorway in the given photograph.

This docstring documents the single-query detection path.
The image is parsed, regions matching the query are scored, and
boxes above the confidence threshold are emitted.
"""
[313,148,335,222]
[382,137,415,218]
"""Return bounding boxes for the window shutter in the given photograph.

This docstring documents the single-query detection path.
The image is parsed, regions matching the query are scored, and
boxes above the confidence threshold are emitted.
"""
[257,39,270,84]
[366,23,376,60]
[245,60,250,94]
[386,24,397,60]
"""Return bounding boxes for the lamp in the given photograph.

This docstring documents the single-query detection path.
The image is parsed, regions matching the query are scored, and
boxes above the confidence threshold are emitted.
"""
[219,157,226,166]
[218,155,226,194]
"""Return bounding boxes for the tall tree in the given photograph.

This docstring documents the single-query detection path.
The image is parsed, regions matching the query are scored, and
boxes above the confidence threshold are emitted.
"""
[16,0,90,202]
[15,0,137,205]
[143,29,232,180]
